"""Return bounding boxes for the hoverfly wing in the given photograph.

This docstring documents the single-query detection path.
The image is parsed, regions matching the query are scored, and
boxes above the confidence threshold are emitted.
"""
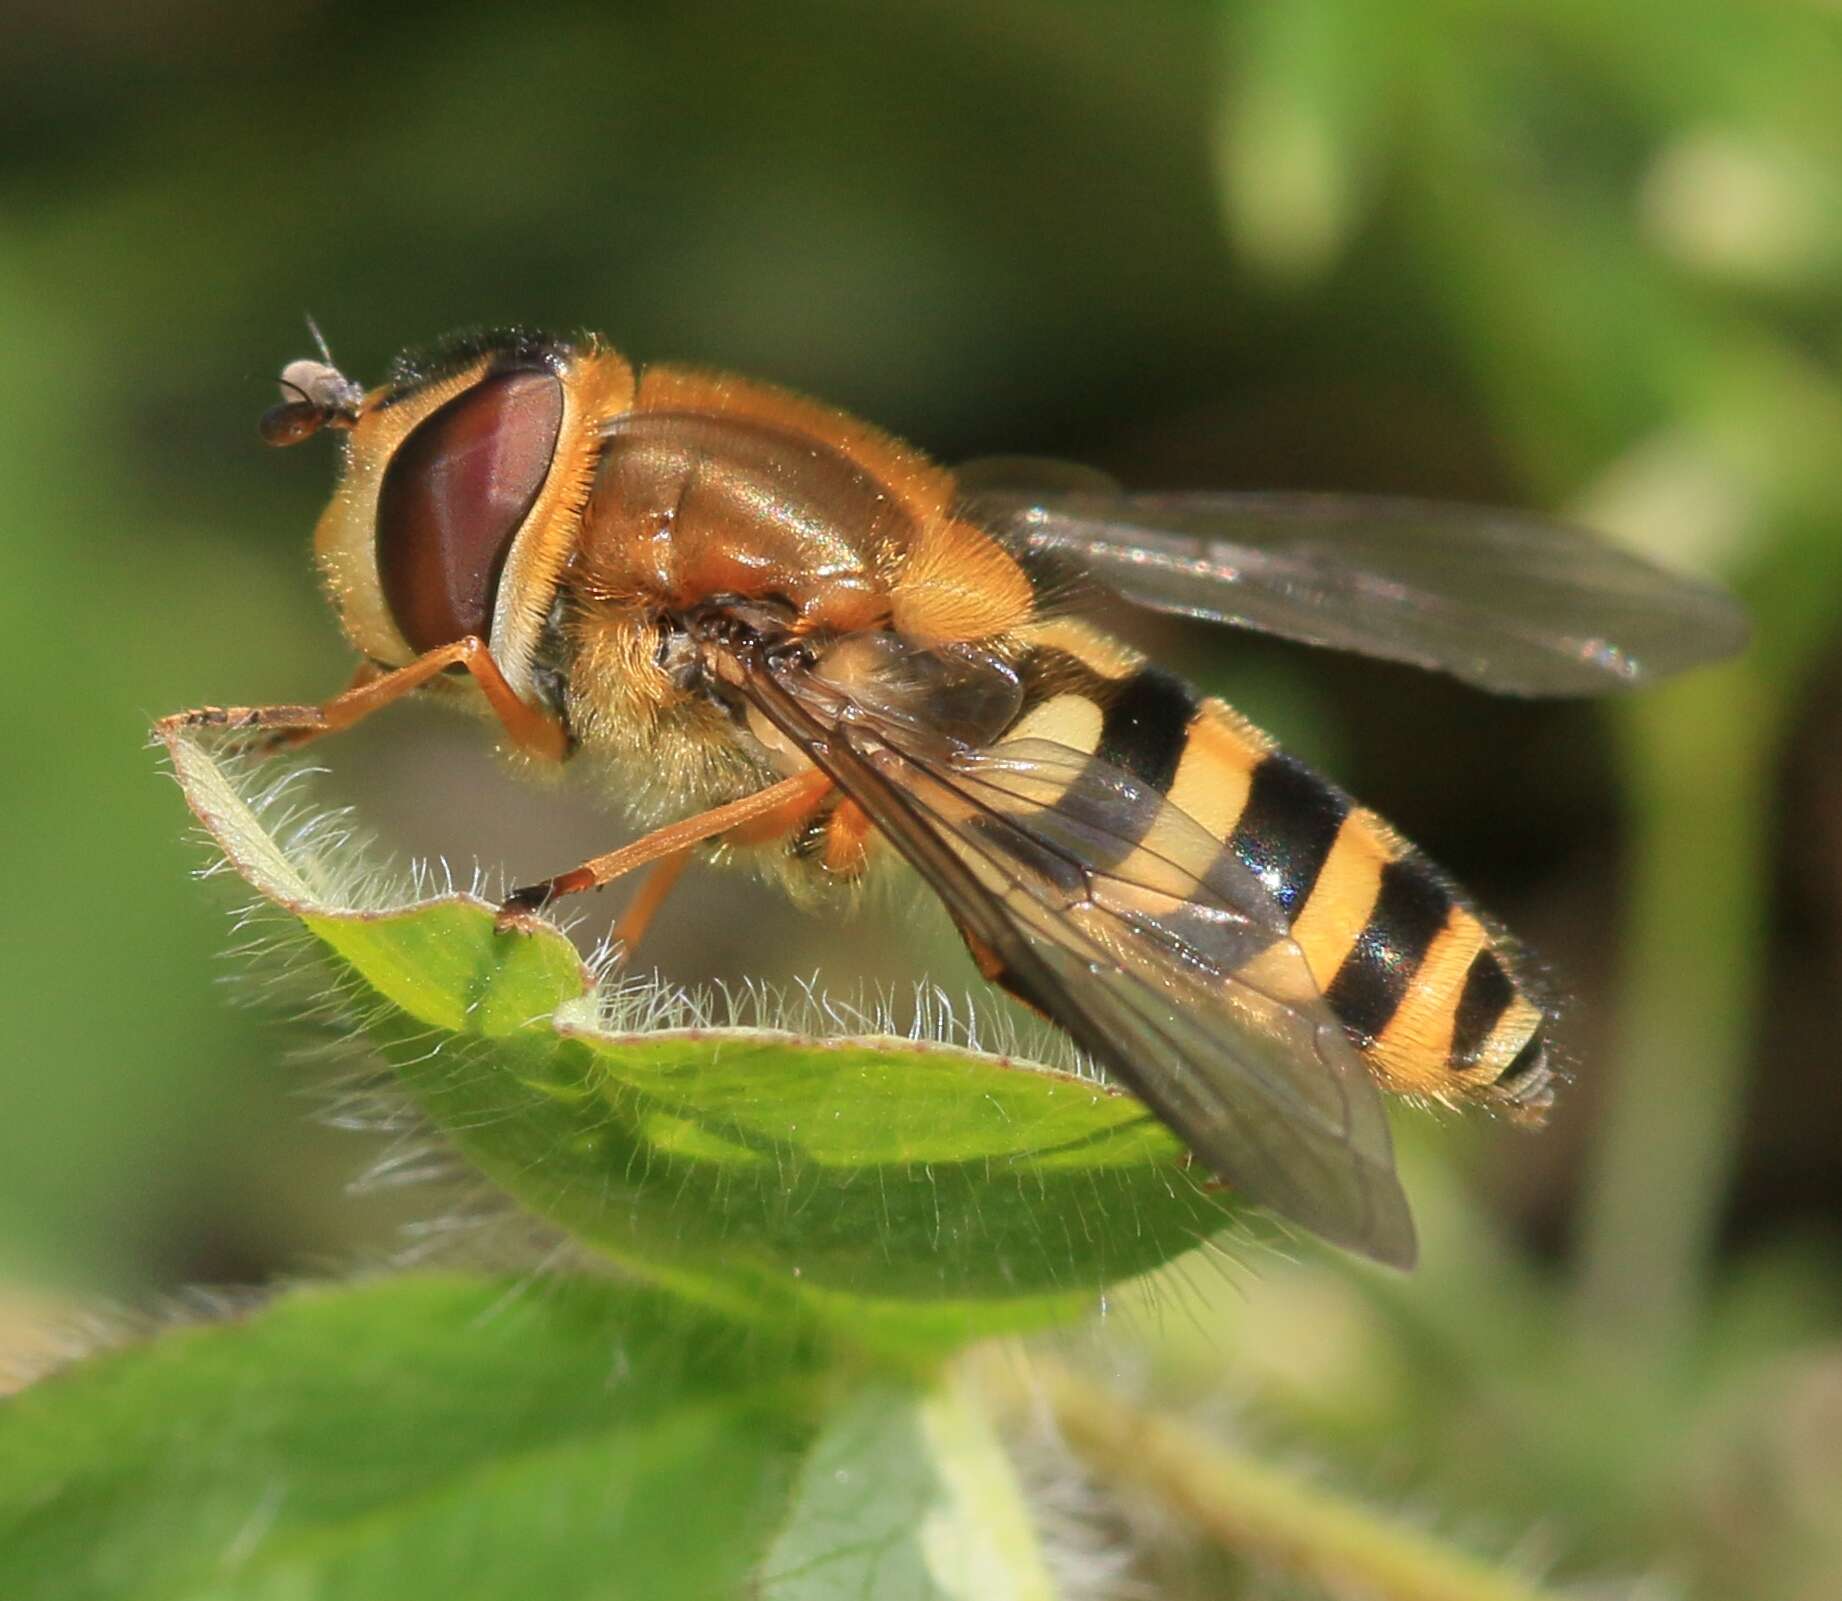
[972,490,1749,697]
[920,737,1417,1263]
[741,655,1418,1266]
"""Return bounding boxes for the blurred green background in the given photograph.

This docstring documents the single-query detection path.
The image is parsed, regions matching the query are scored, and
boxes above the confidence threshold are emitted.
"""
[4,1,1841,1593]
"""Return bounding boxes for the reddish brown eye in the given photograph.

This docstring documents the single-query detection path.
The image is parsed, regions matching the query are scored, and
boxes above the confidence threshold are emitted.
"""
[376,369,564,652]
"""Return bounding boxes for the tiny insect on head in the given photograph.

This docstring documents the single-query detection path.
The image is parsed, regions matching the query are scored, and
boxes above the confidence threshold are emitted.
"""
[258,357,365,447]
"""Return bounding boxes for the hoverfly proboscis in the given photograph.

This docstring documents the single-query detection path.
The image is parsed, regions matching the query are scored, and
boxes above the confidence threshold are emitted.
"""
[162,328,1748,1268]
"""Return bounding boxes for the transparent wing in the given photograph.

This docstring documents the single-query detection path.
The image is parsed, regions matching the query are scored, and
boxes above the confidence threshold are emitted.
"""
[740,653,1417,1266]
[971,489,1749,696]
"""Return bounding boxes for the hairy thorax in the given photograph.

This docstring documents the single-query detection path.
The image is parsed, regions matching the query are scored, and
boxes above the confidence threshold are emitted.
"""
[554,371,1038,878]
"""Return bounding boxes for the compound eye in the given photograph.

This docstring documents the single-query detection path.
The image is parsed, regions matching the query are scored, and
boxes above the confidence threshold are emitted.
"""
[376,368,564,652]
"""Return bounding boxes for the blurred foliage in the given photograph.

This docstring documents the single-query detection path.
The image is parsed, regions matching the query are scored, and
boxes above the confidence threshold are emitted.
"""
[4,0,1842,1595]
[0,1275,820,1601]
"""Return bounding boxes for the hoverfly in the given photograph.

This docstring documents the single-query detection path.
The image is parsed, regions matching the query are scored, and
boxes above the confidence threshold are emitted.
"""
[166,328,1747,1268]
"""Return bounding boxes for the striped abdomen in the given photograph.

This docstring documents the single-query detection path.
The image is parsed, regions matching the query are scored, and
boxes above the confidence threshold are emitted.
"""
[1002,619,1552,1112]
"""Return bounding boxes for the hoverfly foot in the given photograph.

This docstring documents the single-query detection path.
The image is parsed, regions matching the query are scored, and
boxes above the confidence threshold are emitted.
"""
[161,705,330,758]
[495,882,556,933]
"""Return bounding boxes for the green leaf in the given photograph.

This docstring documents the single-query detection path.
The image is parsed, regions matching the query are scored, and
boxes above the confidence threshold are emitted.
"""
[161,728,1234,1359]
[761,1379,1055,1601]
[0,1274,814,1601]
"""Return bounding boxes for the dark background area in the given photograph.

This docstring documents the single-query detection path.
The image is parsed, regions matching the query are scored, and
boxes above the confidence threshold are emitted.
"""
[4,2,1842,1593]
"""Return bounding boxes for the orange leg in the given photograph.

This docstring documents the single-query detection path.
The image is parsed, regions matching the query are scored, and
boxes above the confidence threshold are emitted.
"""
[607,849,694,960]
[821,797,874,876]
[496,767,834,929]
[157,637,569,764]
[601,773,836,960]
[229,659,386,757]
[956,923,1053,1021]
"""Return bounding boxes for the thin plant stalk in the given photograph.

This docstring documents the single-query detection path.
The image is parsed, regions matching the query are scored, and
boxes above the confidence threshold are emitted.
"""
[1572,664,1774,1365]
[1024,1359,1560,1601]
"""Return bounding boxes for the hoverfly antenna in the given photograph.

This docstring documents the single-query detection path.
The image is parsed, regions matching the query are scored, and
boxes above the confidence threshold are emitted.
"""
[258,327,364,448]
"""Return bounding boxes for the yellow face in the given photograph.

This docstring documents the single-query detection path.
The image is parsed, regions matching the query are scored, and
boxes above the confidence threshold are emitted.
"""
[304,333,636,708]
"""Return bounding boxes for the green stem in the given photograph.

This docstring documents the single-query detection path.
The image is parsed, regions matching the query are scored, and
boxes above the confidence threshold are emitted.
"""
[921,1377,1061,1601]
[1031,1361,1558,1601]
[1572,663,1774,1365]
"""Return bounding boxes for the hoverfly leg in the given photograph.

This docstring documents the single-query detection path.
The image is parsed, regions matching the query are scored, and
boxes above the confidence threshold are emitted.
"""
[312,637,570,762]
[955,925,1055,1021]
[495,768,834,933]
[240,660,387,757]
[158,638,570,765]
[604,850,696,966]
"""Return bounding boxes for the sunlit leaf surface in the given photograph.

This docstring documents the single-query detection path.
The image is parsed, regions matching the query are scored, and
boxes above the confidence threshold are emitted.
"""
[162,727,1235,1357]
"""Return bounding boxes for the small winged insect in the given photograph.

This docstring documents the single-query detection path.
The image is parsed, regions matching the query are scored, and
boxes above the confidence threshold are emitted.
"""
[165,329,1748,1267]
